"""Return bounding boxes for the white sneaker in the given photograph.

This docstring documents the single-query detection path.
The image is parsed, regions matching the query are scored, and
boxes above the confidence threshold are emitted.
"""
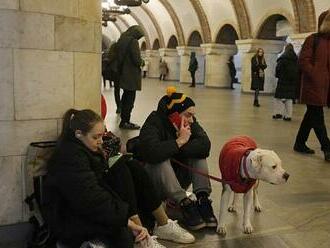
[135,236,166,248]
[153,219,195,244]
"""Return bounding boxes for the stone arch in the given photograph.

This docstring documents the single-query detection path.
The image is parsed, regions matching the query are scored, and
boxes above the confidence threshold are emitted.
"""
[187,31,203,47]
[141,5,165,48]
[141,41,147,51]
[188,0,211,43]
[167,35,178,48]
[230,0,252,39]
[255,12,295,40]
[152,39,160,50]
[215,24,239,44]
[128,12,151,50]
[112,22,123,34]
[158,0,185,46]
[290,0,316,33]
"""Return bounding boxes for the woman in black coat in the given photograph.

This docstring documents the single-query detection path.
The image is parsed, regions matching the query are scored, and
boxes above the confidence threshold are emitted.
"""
[251,48,267,107]
[273,44,298,121]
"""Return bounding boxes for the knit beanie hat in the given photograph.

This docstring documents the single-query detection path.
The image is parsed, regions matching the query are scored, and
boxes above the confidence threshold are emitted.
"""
[166,86,195,114]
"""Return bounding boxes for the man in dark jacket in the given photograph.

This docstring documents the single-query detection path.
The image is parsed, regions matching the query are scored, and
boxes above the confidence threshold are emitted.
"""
[137,87,217,230]
[294,9,330,162]
[188,52,198,87]
[116,25,144,130]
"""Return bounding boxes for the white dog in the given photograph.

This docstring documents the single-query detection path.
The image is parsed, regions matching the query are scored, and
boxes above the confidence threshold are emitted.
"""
[216,136,289,235]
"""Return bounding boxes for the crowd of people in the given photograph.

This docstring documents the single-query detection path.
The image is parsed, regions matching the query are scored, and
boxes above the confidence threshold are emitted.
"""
[45,9,330,248]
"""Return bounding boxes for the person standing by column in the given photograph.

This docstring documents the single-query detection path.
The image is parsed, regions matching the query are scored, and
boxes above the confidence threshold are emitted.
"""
[273,43,298,121]
[117,25,144,130]
[294,9,330,162]
[251,48,267,107]
[227,56,237,89]
[159,59,168,81]
[188,52,198,87]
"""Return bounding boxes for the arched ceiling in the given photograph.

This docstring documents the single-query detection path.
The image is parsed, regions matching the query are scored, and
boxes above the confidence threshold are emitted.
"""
[103,0,330,46]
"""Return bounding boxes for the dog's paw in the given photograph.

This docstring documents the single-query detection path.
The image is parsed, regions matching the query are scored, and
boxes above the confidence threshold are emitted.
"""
[243,223,254,234]
[254,205,262,212]
[228,206,237,213]
[216,225,227,236]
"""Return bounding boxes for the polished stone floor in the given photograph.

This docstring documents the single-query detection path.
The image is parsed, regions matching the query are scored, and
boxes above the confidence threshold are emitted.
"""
[102,78,330,248]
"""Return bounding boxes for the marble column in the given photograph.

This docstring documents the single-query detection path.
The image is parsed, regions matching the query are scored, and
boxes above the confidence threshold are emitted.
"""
[288,33,313,54]
[159,48,180,81]
[177,46,203,83]
[236,39,285,93]
[201,43,237,88]
[0,0,102,226]
[145,50,160,78]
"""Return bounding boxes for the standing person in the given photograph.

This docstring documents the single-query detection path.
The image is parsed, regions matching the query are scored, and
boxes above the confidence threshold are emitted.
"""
[273,43,298,121]
[102,49,112,89]
[251,48,267,107]
[117,25,144,130]
[108,42,122,114]
[136,87,217,231]
[188,52,198,87]
[142,58,149,78]
[159,59,168,81]
[227,56,237,89]
[293,9,330,162]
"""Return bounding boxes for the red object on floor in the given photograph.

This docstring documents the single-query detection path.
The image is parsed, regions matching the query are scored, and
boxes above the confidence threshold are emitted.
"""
[101,94,107,120]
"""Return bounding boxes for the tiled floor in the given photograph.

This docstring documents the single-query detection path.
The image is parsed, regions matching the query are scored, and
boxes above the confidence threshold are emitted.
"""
[102,78,330,248]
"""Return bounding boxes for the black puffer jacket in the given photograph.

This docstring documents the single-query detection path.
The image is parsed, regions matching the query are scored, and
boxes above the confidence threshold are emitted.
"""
[44,135,129,245]
[275,50,298,99]
[138,97,211,164]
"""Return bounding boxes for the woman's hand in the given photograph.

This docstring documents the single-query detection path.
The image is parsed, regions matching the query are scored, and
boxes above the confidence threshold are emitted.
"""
[128,220,149,242]
[176,116,191,148]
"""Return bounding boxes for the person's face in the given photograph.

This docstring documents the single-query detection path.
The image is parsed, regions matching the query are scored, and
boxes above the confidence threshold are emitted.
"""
[180,106,195,126]
[258,49,264,56]
[76,121,105,152]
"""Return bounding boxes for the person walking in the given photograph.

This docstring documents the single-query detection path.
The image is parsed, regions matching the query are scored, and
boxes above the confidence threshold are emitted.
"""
[159,59,168,81]
[117,25,144,130]
[251,48,267,107]
[188,52,198,87]
[294,9,330,162]
[273,43,298,121]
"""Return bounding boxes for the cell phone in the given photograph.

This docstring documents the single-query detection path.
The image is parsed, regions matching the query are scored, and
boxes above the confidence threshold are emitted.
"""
[168,112,182,129]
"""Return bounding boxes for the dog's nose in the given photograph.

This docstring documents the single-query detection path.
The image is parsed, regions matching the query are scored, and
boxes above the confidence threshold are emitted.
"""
[283,172,290,181]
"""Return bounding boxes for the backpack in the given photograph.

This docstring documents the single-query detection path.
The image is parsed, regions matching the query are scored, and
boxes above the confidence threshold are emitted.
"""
[24,141,57,248]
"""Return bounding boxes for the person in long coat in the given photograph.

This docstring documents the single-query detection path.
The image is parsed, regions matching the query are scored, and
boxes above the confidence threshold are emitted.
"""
[294,9,330,162]
[273,43,298,121]
[116,25,144,130]
[251,48,267,107]
[188,52,198,87]
[159,59,168,81]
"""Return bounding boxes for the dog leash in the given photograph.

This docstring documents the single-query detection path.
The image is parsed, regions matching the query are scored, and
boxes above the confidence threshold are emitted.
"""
[171,158,227,183]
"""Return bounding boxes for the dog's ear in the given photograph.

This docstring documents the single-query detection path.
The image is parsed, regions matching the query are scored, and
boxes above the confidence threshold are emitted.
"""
[251,150,263,172]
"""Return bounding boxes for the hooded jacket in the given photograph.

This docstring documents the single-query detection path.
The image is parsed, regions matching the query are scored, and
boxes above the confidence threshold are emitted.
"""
[219,136,257,193]
[117,25,144,91]
[298,10,330,106]
[275,49,298,99]
[138,96,211,164]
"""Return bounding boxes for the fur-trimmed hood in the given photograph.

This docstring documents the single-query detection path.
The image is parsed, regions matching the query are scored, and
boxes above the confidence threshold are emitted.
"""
[319,9,330,34]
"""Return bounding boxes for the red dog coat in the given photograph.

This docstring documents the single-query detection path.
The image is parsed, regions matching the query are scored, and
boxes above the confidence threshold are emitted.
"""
[219,136,257,193]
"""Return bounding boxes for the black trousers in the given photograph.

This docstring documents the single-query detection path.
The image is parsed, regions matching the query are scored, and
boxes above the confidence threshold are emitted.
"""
[190,71,196,86]
[121,90,136,123]
[295,105,330,151]
[113,80,121,110]
[107,158,161,229]
[254,89,260,101]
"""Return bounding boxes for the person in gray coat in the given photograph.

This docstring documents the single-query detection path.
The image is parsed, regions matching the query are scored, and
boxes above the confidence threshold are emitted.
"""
[117,25,144,130]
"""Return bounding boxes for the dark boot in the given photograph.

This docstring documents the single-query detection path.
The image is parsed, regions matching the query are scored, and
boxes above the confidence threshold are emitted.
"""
[324,150,330,162]
[253,99,260,107]
[197,196,217,227]
[293,143,315,154]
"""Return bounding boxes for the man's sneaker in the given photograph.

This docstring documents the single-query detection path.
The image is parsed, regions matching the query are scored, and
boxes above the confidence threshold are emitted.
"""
[153,219,195,244]
[293,143,315,154]
[180,199,206,230]
[135,236,166,248]
[119,122,140,130]
[197,197,218,227]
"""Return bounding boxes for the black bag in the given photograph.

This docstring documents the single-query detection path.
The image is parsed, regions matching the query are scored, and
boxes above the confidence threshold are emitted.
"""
[102,131,121,159]
[24,141,57,248]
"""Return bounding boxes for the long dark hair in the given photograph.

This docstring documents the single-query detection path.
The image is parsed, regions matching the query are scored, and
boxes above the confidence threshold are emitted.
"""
[59,108,103,141]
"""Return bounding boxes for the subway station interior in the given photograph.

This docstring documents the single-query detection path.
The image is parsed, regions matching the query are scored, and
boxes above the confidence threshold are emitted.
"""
[0,0,330,247]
